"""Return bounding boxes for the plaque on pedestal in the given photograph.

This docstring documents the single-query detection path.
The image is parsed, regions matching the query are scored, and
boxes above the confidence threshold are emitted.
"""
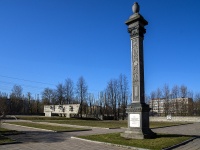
[130,114,140,127]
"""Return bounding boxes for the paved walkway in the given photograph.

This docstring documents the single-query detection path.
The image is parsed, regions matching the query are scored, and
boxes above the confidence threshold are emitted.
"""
[152,123,200,136]
[0,122,135,150]
[1,121,200,150]
[152,123,200,150]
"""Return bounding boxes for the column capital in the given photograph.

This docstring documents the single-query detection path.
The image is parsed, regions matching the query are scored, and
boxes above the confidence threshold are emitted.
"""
[125,14,148,38]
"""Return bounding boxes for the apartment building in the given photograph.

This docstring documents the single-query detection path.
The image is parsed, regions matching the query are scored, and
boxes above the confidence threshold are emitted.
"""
[149,98,193,116]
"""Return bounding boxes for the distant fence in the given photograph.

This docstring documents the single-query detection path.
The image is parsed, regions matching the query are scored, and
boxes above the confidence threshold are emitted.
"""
[150,116,200,122]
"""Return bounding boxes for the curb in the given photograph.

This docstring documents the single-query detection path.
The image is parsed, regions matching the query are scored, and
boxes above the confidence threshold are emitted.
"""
[0,135,22,146]
[1,131,26,136]
[56,129,92,133]
[3,122,92,133]
[162,136,197,150]
[71,134,198,150]
[71,136,149,150]
[35,121,121,130]
[151,123,194,129]
[3,123,56,132]
[0,141,22,145]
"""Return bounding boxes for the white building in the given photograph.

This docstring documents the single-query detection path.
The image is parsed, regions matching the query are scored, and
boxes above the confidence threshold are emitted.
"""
[44,104,80,118]
[149,98,193,116]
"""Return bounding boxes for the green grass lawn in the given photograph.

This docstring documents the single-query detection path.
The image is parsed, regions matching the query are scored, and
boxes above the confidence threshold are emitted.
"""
[33,119,190,129]
[150,121,191,128]
[16,116,192,128]
[78,133,191,150]
[16,116,75,120]
[0,135,13,145]
[6,122,90,132]
[0,127,20,135]
[0,128,16,144]
[36,120,125,128]
[0,127,10,132]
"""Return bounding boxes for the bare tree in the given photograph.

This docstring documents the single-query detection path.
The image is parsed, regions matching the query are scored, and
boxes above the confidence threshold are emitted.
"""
[106,79,119,120]
[10,85,23,114]
[76,76,88,118]
[10,84,23,99]
[180,85,188,115]
[98,91,105,117]
[180,85,188,98]
[118,74,129,120]
[64,78,74,104]
[171,85,180,116]
[163,84,170,116]
[103,91,110,117]
[36,94,40,114]
[150,91,156,115]
[187,90,194,116]
[156,88,162,116]
[0,92,8,117]
[41,88,55,105]
[27,92,32,114]
[171,85,180,98]
[194,93,200,115]
[56,83,65,105]
[88,93,97,117]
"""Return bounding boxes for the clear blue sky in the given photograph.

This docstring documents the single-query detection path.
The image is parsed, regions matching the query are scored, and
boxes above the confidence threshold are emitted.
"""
[0,0,200,98]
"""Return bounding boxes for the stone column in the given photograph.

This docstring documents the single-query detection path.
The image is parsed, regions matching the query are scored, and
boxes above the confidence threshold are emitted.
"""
[121,2,156,139]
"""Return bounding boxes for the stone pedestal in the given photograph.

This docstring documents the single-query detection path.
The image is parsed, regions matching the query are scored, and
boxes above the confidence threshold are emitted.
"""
[121,103,156,139]
[121,2,156,139]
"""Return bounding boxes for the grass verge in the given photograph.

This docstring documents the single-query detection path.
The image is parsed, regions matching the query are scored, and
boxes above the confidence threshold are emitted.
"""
[0,135,13,145]
[77,133,191,150]
[150,122,192,128]
[6,122,90,132]
[0,128,16,145]
[35,120,191,129]
[16,116,192,128]
[16,116,76,121]
[36,120,124,128]
[0,127,21,135]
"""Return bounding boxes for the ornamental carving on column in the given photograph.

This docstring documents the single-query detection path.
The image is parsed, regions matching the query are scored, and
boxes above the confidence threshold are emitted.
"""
[132,38,139,83]
[128,25,146,38]
[139,38,144,85]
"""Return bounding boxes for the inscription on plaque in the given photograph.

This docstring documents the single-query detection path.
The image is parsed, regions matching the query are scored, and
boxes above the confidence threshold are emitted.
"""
[130,114,140,127]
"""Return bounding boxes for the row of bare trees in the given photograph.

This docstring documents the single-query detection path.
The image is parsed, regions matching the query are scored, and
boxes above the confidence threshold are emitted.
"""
[0,74,130,120]
[148,84,200,116]
[0,76,88,116]
[0,85,41,115]
[102,74,129,120]
[41,74,130,120]
[1,77,200,118]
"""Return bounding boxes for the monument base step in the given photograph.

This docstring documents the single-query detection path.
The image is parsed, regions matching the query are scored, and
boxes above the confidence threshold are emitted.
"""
[121,129,156,139]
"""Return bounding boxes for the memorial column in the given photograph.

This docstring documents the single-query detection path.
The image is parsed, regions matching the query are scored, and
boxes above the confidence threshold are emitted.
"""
[121,2,156,139]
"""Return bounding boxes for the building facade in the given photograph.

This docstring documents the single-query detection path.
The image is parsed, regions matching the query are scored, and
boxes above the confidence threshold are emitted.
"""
[149,98,193,116]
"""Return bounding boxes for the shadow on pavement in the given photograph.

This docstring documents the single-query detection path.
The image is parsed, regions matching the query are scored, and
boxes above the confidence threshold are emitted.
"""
[4,131,71,143]
[156,134,192,138]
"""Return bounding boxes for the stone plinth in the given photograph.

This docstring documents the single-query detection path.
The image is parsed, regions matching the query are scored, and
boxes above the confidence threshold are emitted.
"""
[121,103,156,139]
